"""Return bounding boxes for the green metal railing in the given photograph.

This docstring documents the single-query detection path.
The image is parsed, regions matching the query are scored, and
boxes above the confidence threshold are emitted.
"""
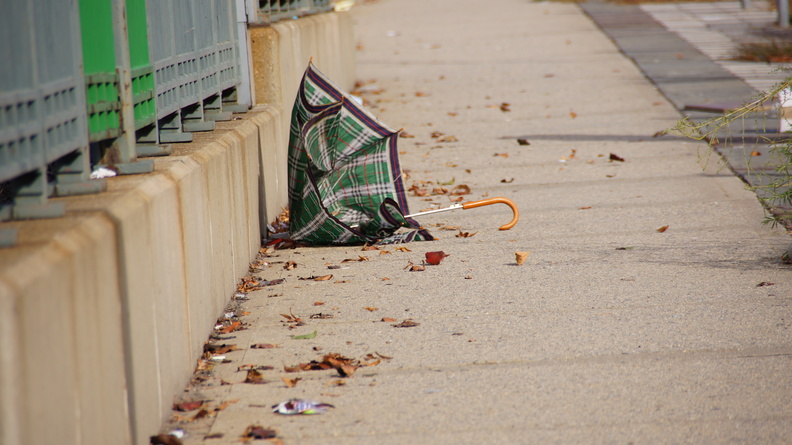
[0,0,338,246]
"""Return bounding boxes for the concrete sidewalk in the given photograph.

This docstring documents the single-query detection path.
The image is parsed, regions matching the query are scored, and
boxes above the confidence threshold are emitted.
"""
[161,0,791,443]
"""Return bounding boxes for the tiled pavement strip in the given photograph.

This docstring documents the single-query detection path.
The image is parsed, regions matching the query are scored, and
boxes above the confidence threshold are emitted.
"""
[604,0,792,209]
[641,1,789,92]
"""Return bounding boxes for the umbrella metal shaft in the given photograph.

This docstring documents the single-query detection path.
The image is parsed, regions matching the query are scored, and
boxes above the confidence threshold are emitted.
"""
[405,203,464,218]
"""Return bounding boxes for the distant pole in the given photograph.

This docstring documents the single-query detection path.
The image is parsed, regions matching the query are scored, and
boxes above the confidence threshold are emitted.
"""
[780,0,790,27]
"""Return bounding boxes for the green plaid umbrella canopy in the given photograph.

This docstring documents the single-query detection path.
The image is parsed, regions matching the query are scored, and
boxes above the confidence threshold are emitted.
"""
[287,63,434,245]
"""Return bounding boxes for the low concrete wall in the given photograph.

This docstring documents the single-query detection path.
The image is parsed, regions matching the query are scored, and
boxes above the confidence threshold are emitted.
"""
[0,11,355,445]
[251,12,357,221]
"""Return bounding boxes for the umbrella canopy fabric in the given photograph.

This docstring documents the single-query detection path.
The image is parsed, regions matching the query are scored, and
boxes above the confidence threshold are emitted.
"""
[287,63,433,245]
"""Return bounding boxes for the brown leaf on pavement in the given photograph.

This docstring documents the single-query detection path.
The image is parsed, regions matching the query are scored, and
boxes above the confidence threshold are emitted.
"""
[284,261,297,270]
[425,251,449,265]
[204,344,238,355]
[493,153,509,158]
[363,307,379,312]
[394,247,412,252]
[150,434,183,445]
[173,401,204,412]
[382,317,397,322]
[250,343,279,349]
[404,261,425,272]
[609,153,625,162]
[501,178,514,183]
[218,321,242,334]
[456,231,477,238]
[393,319,420,328]
[215,399,239,411]
[243,425,277,440]
[244,369,266,384]
[656,225,669,233]
[500,102,511,112]
[451,184,471,195]
[342,255,369,263]
[280,309,302,323]
[281,377,301,388]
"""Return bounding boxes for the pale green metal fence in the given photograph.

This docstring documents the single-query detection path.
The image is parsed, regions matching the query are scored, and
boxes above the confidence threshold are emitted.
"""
[0,0,336,247]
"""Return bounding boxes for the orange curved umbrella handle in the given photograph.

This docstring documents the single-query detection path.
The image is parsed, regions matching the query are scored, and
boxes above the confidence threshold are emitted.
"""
[462,197,519,230]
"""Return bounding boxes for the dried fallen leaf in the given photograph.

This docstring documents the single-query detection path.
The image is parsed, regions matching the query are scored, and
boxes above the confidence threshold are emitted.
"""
[204,344,238,355]
[342,255,369,263]
[394,247,412,252]
[150,433,183,445]
[244,369,266,384]
[493,153,509,158]
[456,231,477,238]
[750,150,761,157]
[250,343,279,349]
[309,313,333,319]
[425,251,449,265]
[393,319,420,328]
[284,261,297,270]
[382,317,397,322]
[313,274,333,281]
[516,138,530,146]
[218,321,242,334]
[609,153,625,162]
[569,111,578,119]
[215,399,239,411]
[500,102,511,112]
[515,251,530,265]
[281,377,301,388]
[174,401,204,412]
[242,425,277,440]
[405,261,425,272]
[280,309,302,323]
[314,301,325,306]
[656,225,669,233]
[437,135,459,143]
[579,206,592,210]
[501,178,514,183]
[363,307,379,312]
[451,184,471,195]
